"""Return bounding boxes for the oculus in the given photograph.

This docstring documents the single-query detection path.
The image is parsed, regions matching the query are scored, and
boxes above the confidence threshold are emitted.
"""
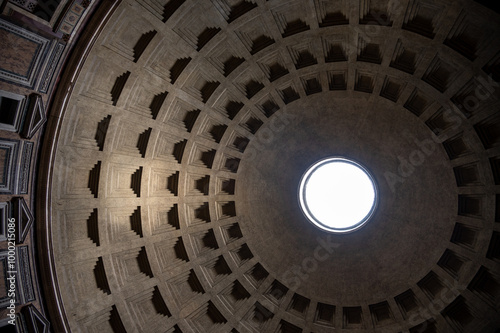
[298,157,378,233]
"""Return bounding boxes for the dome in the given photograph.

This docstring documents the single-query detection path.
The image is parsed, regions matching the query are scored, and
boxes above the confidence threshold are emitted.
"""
[1,0,500,332]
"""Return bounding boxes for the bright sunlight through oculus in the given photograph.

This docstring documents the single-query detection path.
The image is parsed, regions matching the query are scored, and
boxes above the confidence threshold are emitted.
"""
[298,157,377,233]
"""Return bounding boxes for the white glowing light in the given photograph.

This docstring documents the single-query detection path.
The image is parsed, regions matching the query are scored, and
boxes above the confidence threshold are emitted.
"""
[298,157,377,233]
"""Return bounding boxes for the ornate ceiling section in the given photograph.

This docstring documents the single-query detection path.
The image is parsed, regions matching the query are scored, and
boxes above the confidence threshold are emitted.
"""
[36,0,500,332]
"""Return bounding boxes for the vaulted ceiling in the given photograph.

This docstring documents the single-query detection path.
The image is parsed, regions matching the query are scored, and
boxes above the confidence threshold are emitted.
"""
[39,0,500,332]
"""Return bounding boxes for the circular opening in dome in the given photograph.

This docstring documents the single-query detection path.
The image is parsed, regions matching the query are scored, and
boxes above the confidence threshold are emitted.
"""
[298,157,378,233]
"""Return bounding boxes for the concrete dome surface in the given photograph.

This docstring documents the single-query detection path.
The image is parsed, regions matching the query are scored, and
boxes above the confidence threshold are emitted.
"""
[1,0,500,332]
